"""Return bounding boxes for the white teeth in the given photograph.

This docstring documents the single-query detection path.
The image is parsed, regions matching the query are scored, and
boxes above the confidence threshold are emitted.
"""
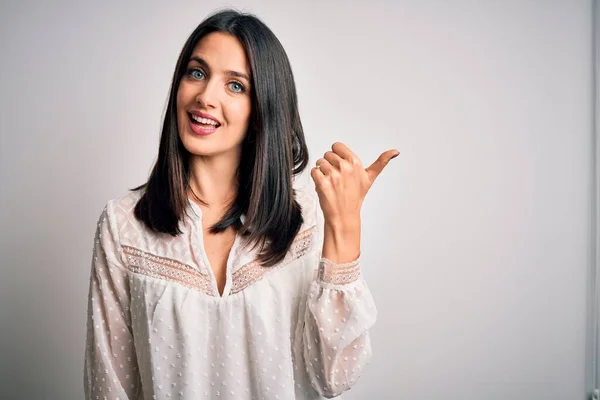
[191,114,219,125]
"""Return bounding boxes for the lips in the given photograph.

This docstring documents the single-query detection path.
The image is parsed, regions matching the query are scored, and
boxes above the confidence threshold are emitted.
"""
[188,113,219,136]
[188,110,221,126]
[188,113,220,127]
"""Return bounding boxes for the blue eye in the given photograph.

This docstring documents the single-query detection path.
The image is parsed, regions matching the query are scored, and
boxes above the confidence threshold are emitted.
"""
[229,81,245,93]
[186,67,246,93]
[187,68,205,80]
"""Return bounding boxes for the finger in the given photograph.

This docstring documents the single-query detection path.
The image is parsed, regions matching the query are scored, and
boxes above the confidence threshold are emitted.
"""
[310,166,325,184]
[331,142,359,164]
[323,151,343,168]
[365,149,400,182]
[316,158,333,175]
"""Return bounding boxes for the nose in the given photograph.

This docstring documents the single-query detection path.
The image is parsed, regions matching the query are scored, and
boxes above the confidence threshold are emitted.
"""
[195,78,218,108]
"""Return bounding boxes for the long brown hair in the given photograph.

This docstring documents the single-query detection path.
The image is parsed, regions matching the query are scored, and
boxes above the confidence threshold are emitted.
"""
[131,9,309,267]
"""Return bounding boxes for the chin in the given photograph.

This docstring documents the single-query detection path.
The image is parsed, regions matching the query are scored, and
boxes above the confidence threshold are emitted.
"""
[181,141,218,157]
[178,127,246,158]
[181,139,236,158]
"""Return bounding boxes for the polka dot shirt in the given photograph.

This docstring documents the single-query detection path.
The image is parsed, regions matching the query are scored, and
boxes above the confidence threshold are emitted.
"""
[84,187,376,399]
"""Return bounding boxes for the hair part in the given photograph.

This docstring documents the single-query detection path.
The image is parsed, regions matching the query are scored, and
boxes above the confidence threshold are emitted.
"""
[131,8,309,267]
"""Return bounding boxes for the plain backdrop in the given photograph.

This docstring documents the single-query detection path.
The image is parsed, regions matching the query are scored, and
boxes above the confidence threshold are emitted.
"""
[0,0,595,399]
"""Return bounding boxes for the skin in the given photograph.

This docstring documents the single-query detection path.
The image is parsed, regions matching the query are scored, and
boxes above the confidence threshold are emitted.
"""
[176,32,252,294]
[176,31,400,294]
[177,31,252,210]
[312,144,399,264]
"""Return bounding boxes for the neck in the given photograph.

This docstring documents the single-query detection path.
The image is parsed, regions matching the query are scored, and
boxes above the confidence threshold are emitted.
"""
[187,153,239,209]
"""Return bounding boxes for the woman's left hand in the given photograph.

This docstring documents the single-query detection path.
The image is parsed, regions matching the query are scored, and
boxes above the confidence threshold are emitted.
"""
[310,142,399,263]
[311,142,399,227]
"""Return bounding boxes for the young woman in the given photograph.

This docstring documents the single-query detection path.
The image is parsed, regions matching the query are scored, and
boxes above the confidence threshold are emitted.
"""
[84,8,399,400]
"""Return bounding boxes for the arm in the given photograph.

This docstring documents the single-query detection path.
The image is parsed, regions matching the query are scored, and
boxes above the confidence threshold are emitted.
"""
[303,141,397,397]
[84,202,141,399]
[302,196,377,398]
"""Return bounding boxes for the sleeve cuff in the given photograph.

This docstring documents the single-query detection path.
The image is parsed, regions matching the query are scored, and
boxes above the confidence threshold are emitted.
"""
[317,257,361,285]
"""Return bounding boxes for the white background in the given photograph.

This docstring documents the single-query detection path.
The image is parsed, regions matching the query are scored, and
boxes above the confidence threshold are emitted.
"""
[0,0,594,399]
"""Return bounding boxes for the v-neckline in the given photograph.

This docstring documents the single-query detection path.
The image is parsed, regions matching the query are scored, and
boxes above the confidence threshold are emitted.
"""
[206,231,241,298]
[186,197,244,298]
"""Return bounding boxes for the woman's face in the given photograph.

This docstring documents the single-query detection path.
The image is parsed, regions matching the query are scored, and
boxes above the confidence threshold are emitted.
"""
[177,32,252,159]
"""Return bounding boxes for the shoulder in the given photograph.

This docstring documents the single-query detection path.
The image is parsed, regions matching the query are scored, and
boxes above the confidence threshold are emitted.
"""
[104,189,145,225]
[99,188,149,245]
[90,189,147,267]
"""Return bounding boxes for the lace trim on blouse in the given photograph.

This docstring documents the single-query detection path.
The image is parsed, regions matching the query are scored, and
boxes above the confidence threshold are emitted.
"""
[122,245,216,296]
[230,226,315,294]
[121,225,316,297]
[317,257,361,285]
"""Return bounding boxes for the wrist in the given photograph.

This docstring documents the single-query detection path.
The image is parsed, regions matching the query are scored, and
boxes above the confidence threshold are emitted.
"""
[322,217,361,264]
[324,215,361,235]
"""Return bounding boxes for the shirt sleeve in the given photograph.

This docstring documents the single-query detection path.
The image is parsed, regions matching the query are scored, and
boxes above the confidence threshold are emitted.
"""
[302,193,377,398]
[84,202,142,399]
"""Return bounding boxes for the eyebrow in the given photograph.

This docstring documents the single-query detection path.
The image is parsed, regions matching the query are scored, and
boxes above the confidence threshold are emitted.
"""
[189,56,251,82]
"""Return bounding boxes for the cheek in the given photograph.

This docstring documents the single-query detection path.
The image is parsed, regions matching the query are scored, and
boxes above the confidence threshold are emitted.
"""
[176,83,193,112]
[176,92,184,118]
[228,99,251,127]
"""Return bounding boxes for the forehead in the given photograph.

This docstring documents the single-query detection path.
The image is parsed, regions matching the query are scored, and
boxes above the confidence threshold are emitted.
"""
[190,32,250,75]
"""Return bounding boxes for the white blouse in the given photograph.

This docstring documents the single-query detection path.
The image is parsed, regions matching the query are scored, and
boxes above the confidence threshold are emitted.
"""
[83,186,377,400]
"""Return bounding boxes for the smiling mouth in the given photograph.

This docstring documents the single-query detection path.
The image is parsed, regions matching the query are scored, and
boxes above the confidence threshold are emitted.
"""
[188,113,221,128]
